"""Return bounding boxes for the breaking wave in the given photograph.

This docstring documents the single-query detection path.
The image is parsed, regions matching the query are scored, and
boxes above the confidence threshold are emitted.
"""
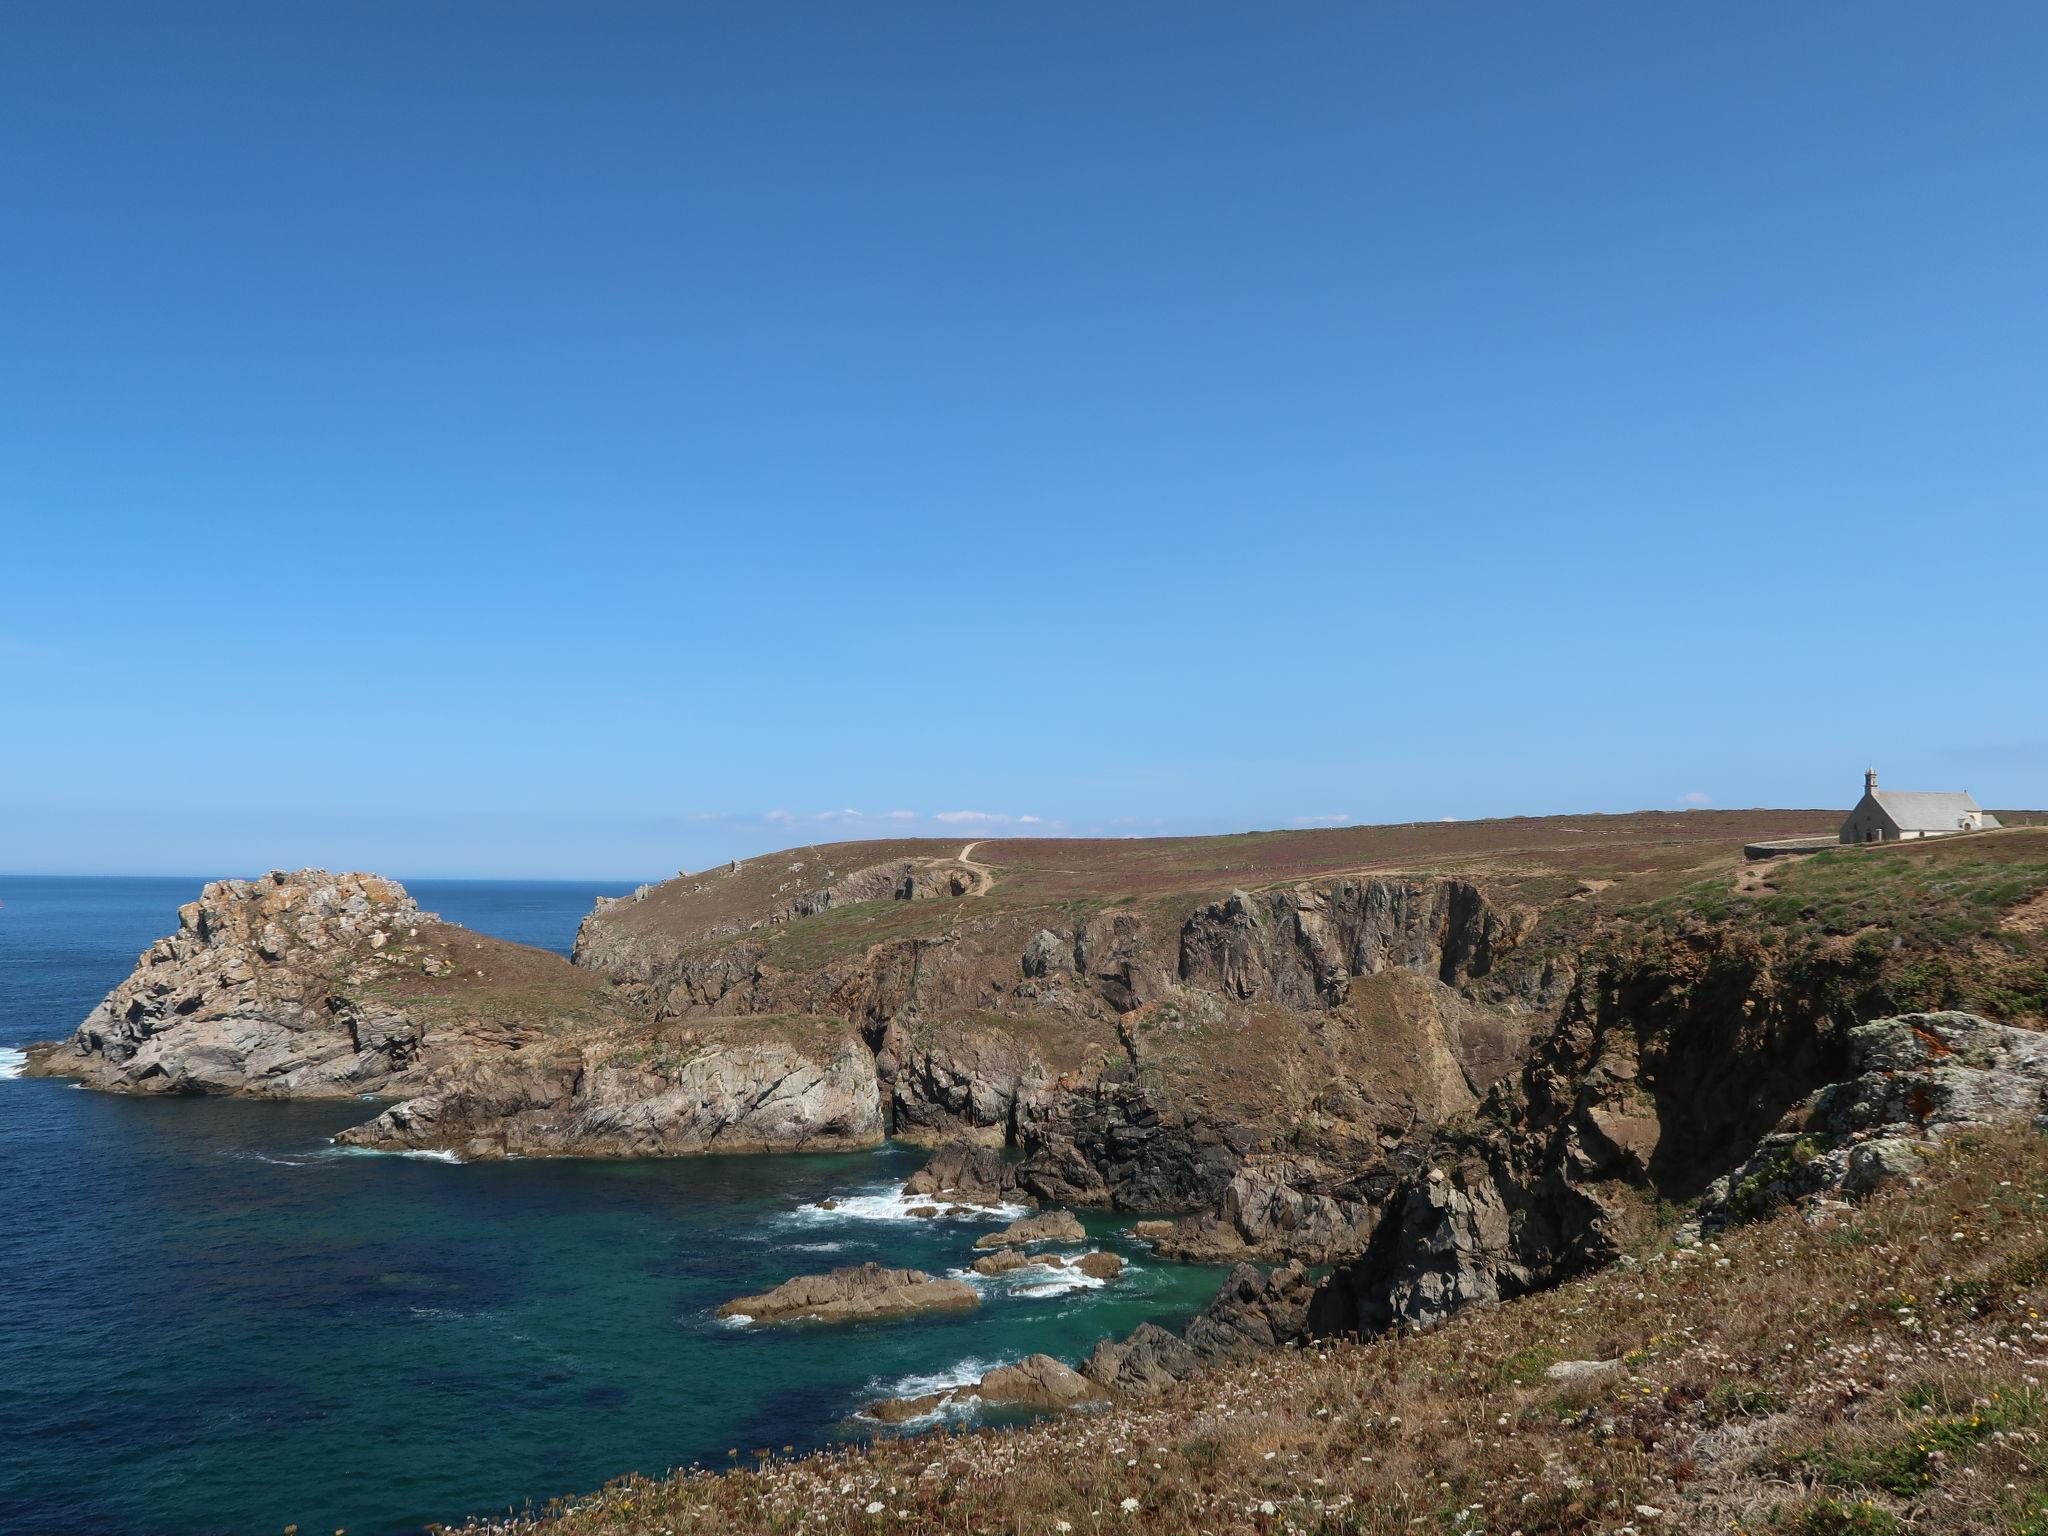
[786,1182,1029,1226]
[322,1144,464,1165]
[0,1047,27,1080]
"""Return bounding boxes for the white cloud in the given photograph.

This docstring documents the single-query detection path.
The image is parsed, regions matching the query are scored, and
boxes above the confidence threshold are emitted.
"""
[885,810,917,821]
[813,808,864,821]
[1017,815,1042,824]
[1290,813,1352,828]
[934,810,1017,824]
[1680,791,1713,807]
[763,809,796,824]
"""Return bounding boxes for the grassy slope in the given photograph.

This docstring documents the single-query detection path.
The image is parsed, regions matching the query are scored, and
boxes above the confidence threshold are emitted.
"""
[453,1124,2048,1536]
[1637,828,2048,1024]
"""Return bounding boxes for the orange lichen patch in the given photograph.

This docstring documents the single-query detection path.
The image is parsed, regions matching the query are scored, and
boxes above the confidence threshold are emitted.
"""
[1913,1024,1956,1059]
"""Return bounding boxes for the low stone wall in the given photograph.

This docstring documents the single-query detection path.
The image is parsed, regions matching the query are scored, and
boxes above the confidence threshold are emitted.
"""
[1743,836,1840,861]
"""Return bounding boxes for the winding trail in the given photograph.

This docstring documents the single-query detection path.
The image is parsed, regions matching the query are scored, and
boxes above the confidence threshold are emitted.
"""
[956,840,996,895]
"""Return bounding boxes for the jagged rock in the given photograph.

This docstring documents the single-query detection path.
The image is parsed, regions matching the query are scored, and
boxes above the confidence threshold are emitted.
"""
[885,1026,1049,1144]
[1073,1251,1124,1279]
[1698,1013,2048,1227]
[974,1210,1085,1248]
[1081,1261,1315,1397]
[1844,1138,1928,1196]
[1022,930,1071,979]
[1185,1261,1315,1358]
[904,1139,1035,1205]
[1150,1156,1392,1264]
[1817,1012,2048,1135]
[977,1355,1106,1410]
[1082,1322,1204,1397]
[718,1263,979,1325]
[1177,879,1535,1008]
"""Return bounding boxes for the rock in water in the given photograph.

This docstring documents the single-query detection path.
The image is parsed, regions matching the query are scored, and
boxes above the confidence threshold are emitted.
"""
[974,1211,1085,1249]
[977,1355,1106,1410]
[903,1139,1035,1205]
[972,1250,1055,1277]
[718,1263,980,1325]
[1073,1251,1124,1279]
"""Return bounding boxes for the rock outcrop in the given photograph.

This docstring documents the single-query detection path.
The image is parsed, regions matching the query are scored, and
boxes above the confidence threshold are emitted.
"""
[1082,1260,1316,1397]
[718,1263,979,1325]
[901,1139,1035,1206]
[1694,1011,2048,1228]
[27,871,454,1097]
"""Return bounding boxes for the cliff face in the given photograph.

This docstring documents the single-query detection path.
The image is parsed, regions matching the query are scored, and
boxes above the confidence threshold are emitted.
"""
[565,860,1554,1220]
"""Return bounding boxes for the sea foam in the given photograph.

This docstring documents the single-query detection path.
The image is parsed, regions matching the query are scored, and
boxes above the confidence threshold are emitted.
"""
[323,1143,464,1165]
[0,1047,27,1080]
[787,1182,1030,1226]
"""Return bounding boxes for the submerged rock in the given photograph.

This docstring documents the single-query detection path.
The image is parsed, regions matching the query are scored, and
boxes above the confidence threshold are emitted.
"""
[718,1263,979,1325]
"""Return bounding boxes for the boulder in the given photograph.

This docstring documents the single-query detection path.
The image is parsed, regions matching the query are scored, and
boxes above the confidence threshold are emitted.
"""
[1073,1251,1125,1279]
[1545,1359,1623,1385]
[718,1263,979,1325]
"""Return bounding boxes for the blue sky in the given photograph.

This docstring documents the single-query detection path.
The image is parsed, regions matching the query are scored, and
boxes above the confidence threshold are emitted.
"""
[3,4,2044,879]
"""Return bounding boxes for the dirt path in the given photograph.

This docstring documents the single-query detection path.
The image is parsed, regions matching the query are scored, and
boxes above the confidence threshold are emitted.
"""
[957,841,996,894]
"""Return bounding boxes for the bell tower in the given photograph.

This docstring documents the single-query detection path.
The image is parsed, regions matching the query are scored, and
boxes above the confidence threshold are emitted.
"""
[1864,768,1879,796]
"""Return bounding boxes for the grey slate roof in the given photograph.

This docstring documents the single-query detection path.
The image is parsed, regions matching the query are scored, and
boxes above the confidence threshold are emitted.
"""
[1870,790,1996,832]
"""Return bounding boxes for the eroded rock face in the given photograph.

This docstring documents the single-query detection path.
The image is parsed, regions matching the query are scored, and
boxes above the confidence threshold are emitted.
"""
[1178,880,1535,1007]
[337,1036,885,1160]
[882,1024,1049,1144]
[718,1263,979,1325]
[27,870,435,1097]
[1148,1156,1397,1265]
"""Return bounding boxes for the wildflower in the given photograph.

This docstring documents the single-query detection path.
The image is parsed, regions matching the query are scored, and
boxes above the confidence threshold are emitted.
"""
[1120,1497,1140,1512]
[865,1501,884,1515]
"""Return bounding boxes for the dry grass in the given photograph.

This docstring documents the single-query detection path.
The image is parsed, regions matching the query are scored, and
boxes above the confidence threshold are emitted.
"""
[441,1127,2048,1536]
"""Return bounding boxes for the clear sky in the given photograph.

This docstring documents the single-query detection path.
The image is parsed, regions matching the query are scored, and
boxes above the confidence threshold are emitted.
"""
[3,4,2044,879]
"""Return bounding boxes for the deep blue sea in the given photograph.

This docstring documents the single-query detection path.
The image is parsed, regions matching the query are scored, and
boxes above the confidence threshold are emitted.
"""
[0,877,1226,1536]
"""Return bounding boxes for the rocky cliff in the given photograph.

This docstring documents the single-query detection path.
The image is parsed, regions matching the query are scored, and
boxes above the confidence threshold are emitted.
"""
[27,870,473,1097]
[25,868,884,1160]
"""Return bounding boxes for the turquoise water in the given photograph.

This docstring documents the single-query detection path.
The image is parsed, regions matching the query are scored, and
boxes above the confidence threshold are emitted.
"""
[0,877,1227,1536]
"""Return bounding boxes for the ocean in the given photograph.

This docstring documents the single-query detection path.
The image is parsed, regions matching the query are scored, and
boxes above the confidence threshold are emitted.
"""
[0,877,1227,1536]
